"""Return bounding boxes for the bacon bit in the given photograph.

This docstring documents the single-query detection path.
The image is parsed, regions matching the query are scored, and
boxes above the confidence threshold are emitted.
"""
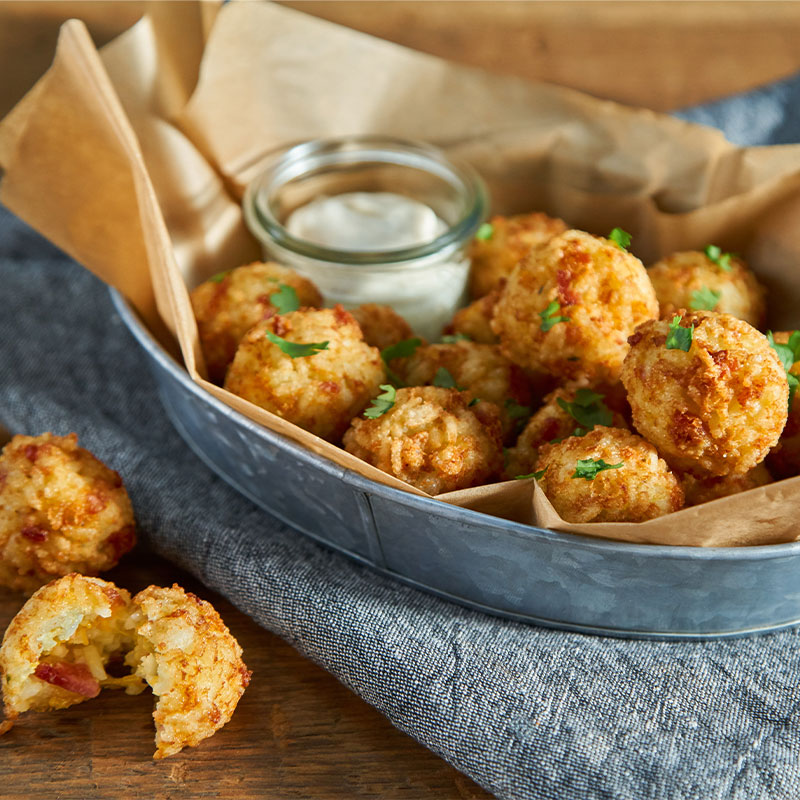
[240,666,252,688]
[272,316,289,337]
[85,492,108,514]
[556,269,579,306]
[34,662,100,698]
[333,304,352,326]
[320,381,340,394]
[110,470,124,489]
[260,308,277,321]
[628,330,645,347]
[107,525,136,559]
[256,293,273,306]
[21,525,48,542]
[23,445,39,462]
[208,705,222,725]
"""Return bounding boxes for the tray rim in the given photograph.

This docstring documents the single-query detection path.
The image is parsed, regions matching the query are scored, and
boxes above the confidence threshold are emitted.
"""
[110,288,800,563]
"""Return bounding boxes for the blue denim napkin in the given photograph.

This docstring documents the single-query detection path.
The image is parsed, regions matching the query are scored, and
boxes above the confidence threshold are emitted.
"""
[4,72,800,800]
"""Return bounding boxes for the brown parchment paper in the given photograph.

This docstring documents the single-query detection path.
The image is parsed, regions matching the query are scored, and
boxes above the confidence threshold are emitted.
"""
[4,1,800,544]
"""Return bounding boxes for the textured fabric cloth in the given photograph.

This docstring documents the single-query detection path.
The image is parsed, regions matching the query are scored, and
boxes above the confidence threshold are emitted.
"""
[4,74,800,800]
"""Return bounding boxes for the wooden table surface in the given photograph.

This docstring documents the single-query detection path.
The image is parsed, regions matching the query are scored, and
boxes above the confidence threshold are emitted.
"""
[3,3,800,798]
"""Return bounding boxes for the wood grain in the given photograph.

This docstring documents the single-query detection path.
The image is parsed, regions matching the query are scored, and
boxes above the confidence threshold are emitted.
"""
[0,552,490,799]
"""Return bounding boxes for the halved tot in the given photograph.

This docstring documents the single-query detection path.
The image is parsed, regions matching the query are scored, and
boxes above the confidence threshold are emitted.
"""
[0,574,142,733]
[0,575,250,758]
[125,584,251,759]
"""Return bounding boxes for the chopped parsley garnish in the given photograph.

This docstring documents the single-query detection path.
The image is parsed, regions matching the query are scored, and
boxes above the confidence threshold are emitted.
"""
[381,337,422,363]
[704,244,734,272]
[433,367,464,390]
[505,399,532,421]
[468,397,480,407]
[767,331,800,409]
[208,271,228,283]
[266,331,329,358]
[666,315,694,352]
[572,458,624,480]
[689,286,721,311]
[380,337,422,386]
[608,227,632,250]
[441,333,472,343]
[557,388,613,433]
[364,385,396,419]
[475,222,494,241]
[515,468,547,481]
[539,301,570,332]
[269,284,300,314]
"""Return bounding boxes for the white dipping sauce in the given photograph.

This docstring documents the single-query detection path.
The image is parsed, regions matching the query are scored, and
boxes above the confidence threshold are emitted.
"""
[286,192,447,251]
[281,192,466,340]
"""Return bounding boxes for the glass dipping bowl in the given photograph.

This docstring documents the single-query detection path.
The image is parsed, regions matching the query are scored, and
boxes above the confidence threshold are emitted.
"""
[242,136,488,341]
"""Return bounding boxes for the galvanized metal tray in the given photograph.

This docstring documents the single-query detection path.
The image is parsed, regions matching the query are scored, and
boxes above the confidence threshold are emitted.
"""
[112,290,800,640]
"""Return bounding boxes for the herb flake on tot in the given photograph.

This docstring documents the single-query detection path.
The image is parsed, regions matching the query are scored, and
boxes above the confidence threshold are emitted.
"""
[665,315,694,352]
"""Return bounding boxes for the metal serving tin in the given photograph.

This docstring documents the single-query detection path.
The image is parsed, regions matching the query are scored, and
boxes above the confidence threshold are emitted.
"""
[112,290,800,640]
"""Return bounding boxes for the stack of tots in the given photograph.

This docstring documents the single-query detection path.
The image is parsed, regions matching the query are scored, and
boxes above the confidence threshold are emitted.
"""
[0,435,249,757]
[191,214,799,523]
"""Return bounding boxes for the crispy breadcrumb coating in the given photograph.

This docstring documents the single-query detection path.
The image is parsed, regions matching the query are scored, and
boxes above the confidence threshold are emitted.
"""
[126,584,251,759]
[767,331,800,479]
[0,434,136,593]
[343,386,503,494]
[444,287,502,344]
[0,574,141,733]
[224,306,385,442]
[396,341,533,440]
[505,384,629,479]
[191,261,323,383]
[491,229,659,382]
[349,304,415,351]
[468,212,567,299]
[680,464,772,507]
[621,310,788,476]
[648,250,766,328]
[536,427,684,523]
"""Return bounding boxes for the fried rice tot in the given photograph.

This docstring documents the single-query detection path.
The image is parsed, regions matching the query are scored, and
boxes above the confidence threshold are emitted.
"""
[536,427,684,523]
[0,574,141,734]
[680,464,772,507]
[621,310,787,476]
[343,386,503,494]
[224,306,385,442]
[444,287,502,344]
[468,212,567,299]
[491,229,659,382]
[125,584,251,759]
[0,434,136,593]
[505,384,629,479]
[349,303,415,351]
[395,341,533,440]
[648,250,766,328]
[191,261,323,384]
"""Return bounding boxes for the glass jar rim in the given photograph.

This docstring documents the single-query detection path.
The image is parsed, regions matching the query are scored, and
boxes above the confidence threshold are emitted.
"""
[242,135,488,268]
